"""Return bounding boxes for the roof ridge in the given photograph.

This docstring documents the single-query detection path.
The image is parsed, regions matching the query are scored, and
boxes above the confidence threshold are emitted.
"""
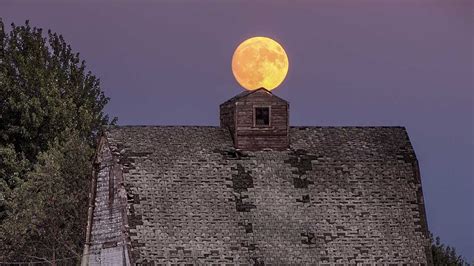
[103,125,406,128]
[103,125,221,128]
[220,88,276,106]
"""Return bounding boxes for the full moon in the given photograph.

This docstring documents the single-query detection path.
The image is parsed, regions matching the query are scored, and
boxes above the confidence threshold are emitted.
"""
[232,36,289,91]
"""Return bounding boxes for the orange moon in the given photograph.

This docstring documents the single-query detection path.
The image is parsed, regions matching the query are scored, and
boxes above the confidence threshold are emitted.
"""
[232,36,289,91]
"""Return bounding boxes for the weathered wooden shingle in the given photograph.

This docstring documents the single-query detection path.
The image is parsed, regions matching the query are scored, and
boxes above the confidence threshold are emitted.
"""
[85,125,431,264]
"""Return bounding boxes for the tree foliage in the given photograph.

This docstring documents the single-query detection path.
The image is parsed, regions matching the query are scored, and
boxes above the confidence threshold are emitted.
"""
[0,19,113,263]
[1,134,93,262]
[431,233,470,266]
[0,20,110,164]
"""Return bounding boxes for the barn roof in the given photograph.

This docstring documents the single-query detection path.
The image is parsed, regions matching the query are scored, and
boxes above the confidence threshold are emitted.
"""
[99,125,430,264]
[220,87,287,106]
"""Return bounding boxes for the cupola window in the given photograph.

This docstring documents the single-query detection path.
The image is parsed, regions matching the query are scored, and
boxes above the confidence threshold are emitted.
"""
[254,107,270,126]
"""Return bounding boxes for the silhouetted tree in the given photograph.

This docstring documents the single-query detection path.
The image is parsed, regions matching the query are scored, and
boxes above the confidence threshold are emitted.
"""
[431,232,470,266]
[1,134,93,262]
[0,19,114,263]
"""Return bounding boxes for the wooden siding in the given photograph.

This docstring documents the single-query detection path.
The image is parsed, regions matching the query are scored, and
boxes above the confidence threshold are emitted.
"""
[82,138,131,265]
[220,89,289,151]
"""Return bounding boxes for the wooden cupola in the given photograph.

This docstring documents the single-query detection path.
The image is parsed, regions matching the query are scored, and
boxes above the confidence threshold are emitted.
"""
[220,88,289,151]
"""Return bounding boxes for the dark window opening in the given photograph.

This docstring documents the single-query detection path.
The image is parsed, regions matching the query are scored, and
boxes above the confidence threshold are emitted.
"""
[255,107,270,126]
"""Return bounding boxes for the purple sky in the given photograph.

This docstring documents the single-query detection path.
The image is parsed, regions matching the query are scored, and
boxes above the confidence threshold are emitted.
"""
[3,0,473,260]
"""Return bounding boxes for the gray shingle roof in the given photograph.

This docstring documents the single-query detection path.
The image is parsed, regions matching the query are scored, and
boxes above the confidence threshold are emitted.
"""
[102,125,429,264]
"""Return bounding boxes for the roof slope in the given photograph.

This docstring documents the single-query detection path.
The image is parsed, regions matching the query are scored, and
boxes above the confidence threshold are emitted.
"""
[103,125,429,264]
[219,87,287,106]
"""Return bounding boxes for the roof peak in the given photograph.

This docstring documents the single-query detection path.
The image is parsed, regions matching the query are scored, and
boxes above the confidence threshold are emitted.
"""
[220,87,287,106]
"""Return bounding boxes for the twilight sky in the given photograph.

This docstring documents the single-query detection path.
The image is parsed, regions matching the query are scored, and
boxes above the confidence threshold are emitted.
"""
[2,0,473,260]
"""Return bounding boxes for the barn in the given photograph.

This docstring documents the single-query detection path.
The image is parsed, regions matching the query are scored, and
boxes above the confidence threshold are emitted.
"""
[81,88,431,265]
